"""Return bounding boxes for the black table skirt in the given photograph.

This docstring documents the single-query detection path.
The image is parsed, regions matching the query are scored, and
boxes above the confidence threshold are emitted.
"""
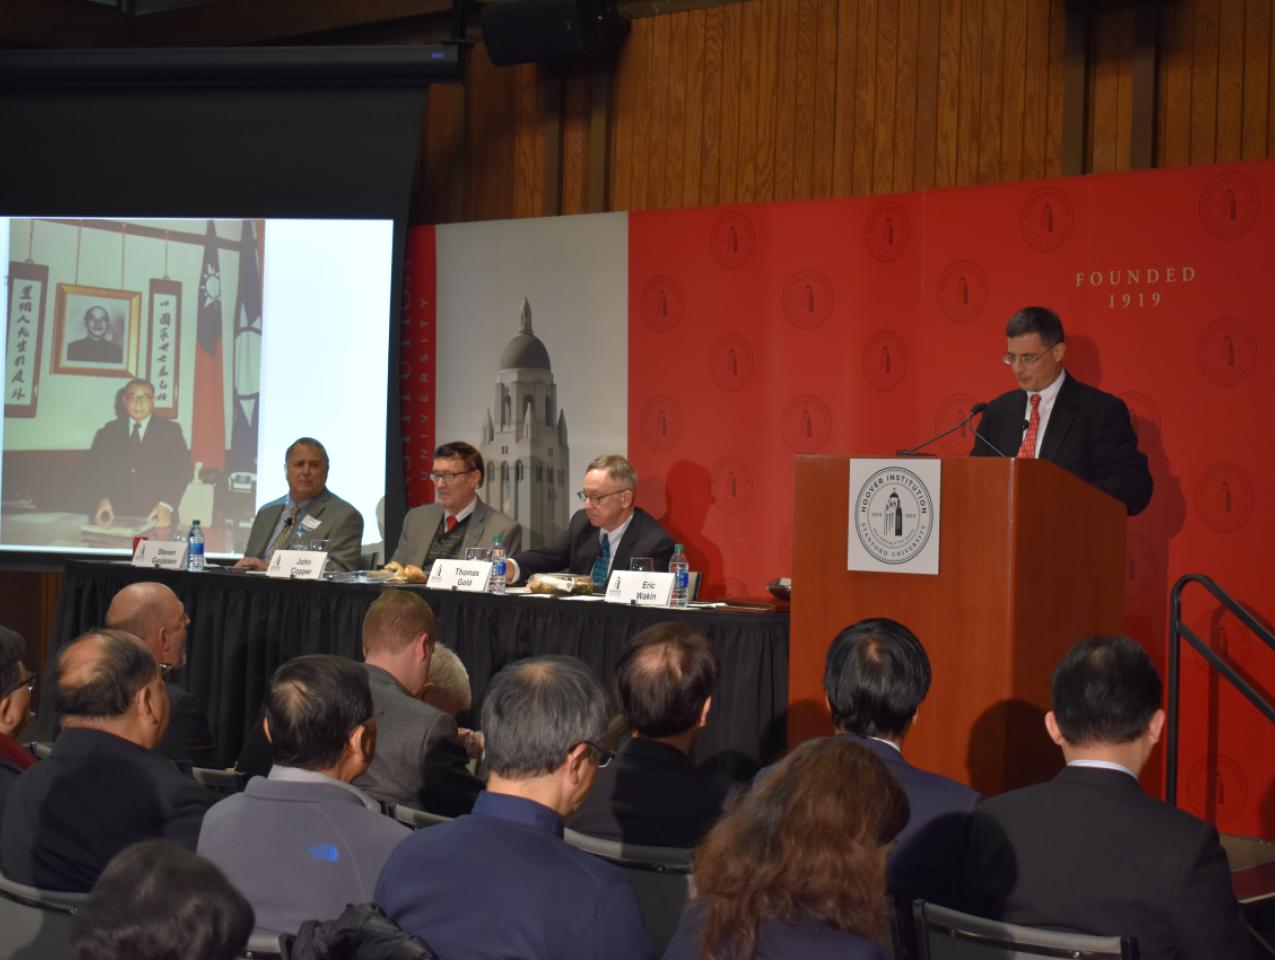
[50,561,790,778]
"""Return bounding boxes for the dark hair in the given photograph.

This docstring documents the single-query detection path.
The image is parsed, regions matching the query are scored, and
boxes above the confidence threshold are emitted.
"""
[615,622,719,737]
[435,440,485,485]
[285,436,329,467]
[362,589,437,656]
[0,624,24,692]
[823,618,931,738]
[53,629,157,719]
[1005,306,1065,346]
[693,738,909,958]
[1051,635,1162,745]
[264,655,373,770]
[72,840,253,960]
[482,655,607,778]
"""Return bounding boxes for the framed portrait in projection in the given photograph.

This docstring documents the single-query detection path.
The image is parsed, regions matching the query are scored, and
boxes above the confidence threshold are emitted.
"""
[52,283,141,377]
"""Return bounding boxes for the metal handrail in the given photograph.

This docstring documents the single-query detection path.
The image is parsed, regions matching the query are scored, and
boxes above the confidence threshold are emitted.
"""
[1165,573,1275,807]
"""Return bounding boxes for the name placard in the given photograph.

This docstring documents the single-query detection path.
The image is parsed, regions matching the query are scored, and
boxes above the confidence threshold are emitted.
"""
[132,540,188,570]
[427,559,492,592]
[266,549,329,580]
[605,570,674,606]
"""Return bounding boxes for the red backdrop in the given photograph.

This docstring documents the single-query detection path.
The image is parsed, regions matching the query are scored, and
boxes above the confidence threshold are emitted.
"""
[405,160,1272,836]
[627,161,1273,838]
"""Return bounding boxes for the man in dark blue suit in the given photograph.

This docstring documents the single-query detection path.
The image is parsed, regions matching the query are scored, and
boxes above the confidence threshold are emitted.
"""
[822,618,980,909]
[971,306,1152,516]
[376,655,653,960]
[507,454,674,587]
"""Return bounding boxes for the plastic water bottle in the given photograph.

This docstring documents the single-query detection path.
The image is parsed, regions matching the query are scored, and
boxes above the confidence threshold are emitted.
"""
[489,534,507,595]
[186,519,205,572]
[669,543,689,608]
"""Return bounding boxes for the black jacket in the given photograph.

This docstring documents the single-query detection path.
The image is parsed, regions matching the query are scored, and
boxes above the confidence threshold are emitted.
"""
[511,507,675,581]
[971,372,1153,516]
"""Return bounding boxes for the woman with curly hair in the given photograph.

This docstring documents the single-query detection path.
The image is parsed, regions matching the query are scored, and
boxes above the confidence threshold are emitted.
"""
[663,737,909,960]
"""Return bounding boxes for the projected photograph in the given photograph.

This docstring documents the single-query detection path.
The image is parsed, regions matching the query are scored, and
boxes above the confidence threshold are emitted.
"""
[1,217,265,554]
[52,283,140,375]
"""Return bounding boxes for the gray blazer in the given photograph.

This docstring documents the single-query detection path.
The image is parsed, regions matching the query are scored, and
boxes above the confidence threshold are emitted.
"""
[390,496,522,566]
[353,664,482,817]
[243,488,364,571]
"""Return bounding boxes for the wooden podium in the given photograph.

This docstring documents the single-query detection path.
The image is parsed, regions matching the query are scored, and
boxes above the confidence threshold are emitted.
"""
[790,455,1127,795]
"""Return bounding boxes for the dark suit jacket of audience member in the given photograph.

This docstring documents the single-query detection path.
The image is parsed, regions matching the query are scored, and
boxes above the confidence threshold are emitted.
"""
[0,742,28,827]
[0,727,214,891]
[964,764,1253,960]
[243,488,365,572]
[512,507,675,581]
[755,734,978,909]
[567,736,737,848]
[663,904,885,960]
[352,664,482,817]
[376,791,653,960]
[87,415,189,521]
[845,734,979,908]
[971,372,1153,516]
[160,681,219,770]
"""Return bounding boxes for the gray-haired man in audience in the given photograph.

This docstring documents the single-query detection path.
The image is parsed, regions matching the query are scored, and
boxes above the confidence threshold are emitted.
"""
[376,655,653,960]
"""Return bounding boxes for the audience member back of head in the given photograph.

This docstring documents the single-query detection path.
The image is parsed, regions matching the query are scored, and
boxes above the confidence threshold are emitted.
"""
[813,617,978,908]
[964,634,1254,960]
[664,736,908,960]
[71,839,253,960]
[568,621,736,848]
[197,653,409,937]
[1,629,213,891]
[376,654,654,960]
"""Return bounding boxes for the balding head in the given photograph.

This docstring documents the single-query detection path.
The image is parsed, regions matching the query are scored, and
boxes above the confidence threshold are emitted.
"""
[54,629,169,749]
[615,623,719,740]
[106,582,189,668]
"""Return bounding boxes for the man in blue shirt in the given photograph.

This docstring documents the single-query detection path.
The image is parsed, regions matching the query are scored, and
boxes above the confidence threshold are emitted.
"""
[376,655,653,960]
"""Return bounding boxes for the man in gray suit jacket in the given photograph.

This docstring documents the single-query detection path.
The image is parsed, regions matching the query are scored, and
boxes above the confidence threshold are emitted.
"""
[390,441,521,568]
[354,590,482,816]
[236,437,364,572]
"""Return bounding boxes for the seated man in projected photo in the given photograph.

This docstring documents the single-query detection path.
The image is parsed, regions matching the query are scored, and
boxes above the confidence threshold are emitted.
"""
[971,306,1153,516]
[506,454,674,586]
[236,437,364,572]
[89,378,190,534]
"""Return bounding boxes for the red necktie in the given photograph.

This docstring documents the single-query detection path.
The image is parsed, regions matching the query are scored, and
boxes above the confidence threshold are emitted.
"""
[1018,394,1042,458]
[446,516,457,533]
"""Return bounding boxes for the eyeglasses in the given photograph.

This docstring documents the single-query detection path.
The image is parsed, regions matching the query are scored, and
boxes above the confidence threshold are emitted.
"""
[157,662,174,681]
[1,670,37,699]
[1001,346,1057,367]
[576,489,625,505]
[430,469,476,484]
[581,740,615,768]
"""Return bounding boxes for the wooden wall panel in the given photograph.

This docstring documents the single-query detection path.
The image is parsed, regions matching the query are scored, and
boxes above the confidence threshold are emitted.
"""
[419,0,1275,224]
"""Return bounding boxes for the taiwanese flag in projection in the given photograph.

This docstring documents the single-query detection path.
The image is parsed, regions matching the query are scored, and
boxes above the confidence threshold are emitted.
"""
[191,220,225,471]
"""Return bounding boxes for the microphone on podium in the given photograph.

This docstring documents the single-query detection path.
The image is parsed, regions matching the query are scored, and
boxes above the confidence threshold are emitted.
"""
[897,402,988,457]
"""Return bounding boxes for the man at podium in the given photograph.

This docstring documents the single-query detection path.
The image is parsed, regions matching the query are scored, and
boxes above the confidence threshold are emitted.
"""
[971,307,1153,516]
